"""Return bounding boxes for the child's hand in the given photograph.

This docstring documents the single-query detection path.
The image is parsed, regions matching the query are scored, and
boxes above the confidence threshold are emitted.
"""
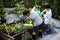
[32,32,37,35]
[38,29,42,32]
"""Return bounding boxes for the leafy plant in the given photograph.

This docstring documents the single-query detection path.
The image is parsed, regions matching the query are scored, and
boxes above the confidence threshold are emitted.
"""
[15,3,25,15]
[0,0,6,18]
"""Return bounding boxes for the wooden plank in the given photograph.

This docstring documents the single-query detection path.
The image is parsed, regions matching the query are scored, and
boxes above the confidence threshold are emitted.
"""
[0,32,15,40]
[0,28,29,40]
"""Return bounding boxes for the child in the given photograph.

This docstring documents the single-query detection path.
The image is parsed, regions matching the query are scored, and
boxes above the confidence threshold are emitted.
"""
[23,9,43,40]
[41,3,52,34]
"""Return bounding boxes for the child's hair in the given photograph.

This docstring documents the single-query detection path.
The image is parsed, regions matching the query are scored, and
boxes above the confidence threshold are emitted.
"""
[44,3,51,9]
[23,9,30,15]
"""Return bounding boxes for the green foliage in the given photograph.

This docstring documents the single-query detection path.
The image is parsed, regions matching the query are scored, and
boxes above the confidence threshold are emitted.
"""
[6,26,16,34]
[0,0,6,18]
[0,23,33,35]
[1,0,60,19]
[0,25,5,32]
[23,17,33,24]
[5,0,22,7]
[51,0,60,19]
[15,24,23,30]
[23,0,35,8]
[15,3,25,15]
[24,33,32,40]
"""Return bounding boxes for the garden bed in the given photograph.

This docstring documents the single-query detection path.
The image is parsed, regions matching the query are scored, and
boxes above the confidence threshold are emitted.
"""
[0,30,27,40]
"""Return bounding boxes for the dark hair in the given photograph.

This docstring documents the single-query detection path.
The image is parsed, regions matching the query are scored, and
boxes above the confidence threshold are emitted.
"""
[44,3,51,9]
[23,9,30,15]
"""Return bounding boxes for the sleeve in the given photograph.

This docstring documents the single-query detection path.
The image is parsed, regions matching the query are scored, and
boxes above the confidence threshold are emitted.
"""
[30,7,35,13]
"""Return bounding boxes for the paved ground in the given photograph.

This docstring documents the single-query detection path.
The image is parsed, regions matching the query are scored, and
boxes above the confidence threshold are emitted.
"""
[51,33,60,40]
[37,18,60,40]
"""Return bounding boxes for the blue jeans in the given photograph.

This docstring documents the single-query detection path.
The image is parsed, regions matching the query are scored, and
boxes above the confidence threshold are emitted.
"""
[30,23,43,33]
[44,24,51,34]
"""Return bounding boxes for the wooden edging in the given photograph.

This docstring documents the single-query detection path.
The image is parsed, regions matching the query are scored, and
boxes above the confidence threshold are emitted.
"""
[0,32,14,40]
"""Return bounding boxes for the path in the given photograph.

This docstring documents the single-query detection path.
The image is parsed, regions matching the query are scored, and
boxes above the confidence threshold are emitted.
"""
[37,18,60,40]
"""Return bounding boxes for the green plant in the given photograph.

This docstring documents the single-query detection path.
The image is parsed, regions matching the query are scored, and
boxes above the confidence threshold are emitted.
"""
[15,3,25,15]
[24,34,32,40]
[0,0,6,18]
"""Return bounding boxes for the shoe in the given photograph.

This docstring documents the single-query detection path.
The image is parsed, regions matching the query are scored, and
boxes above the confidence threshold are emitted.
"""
[37,32,42,38]
[43,31,48,35]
